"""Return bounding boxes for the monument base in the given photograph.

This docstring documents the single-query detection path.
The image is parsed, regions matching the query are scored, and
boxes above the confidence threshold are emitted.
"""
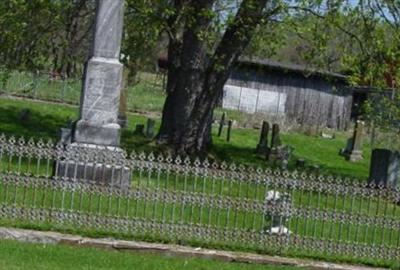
[74,120,121,147]
[346,150,363,162]
[267,146,284,162]
[55,142,131,189]
[256,144,270,156]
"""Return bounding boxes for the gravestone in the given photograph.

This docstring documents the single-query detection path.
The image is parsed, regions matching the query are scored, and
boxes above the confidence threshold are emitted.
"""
[296,159,306,168]
[256,121,270,155]
[369,149,400,189]
[74,0,125,146]
[321,132,335,139]
[218,112,226,137]
[57,0,129,188]
[267,123,282,161]
[18,109,31,123]
[264,190,292,235]
[279,146,294,170]
[341,120,364,162]
[270,123,282,149]
[146,119,155,138]
[134,124,145,135]
[226,120,233,142]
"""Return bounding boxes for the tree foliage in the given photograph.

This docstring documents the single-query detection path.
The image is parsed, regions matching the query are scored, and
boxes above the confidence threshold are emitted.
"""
[0,0,399,151]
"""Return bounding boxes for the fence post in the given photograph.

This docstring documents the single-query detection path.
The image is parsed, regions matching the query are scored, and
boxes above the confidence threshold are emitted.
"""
[32,71,38,98]
[61,79,66,102]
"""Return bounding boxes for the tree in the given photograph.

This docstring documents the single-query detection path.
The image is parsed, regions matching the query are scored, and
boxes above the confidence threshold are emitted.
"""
[157,0,275,155]
[122,0,167,83]
[0,0,94,77]
[51,0,94,78]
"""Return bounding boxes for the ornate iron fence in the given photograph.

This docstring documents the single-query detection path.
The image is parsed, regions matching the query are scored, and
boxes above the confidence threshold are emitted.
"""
[0,133,399,262]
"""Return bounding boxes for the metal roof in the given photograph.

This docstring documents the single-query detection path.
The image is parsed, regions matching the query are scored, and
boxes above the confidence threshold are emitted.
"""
[237,57,348,82]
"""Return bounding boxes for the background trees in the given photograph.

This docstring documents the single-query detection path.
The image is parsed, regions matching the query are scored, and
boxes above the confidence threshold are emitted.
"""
[0,0,398,154]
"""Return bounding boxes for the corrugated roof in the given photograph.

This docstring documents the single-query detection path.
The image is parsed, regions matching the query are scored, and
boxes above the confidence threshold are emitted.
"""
[237,57,348,82]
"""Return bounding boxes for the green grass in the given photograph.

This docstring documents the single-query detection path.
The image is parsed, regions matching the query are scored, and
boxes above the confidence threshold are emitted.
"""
[0,136,398,269]
[0,69,397,269]
[0,70,166,113]
[0,239,302,270]
[0,97,372,179]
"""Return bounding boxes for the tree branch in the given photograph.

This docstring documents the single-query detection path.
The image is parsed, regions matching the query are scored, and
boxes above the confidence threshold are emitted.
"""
[207,0,271,92]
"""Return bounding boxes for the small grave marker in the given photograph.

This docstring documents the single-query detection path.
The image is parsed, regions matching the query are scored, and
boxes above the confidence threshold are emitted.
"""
[134,124,145,135]
[226,120,233,142]
[341,120,364,162]
[18,109,31,123]
[267,123,282,161]
[264,190,292,235]
[146,119,156,138]
[256,121,270,155]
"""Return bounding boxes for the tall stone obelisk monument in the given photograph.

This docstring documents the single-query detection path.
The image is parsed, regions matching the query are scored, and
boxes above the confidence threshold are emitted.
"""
[57,0,129,188]
[74,0,124,146]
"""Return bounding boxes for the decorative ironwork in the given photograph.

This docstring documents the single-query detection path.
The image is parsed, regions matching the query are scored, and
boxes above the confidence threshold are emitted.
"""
[0,133,399,262]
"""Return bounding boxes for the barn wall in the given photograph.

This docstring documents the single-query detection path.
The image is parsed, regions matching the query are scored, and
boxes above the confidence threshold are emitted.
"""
[223,68,352,130]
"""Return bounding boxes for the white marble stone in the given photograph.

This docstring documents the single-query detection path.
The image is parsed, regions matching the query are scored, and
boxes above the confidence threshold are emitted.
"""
[267,226,291,235]
[92,0,124,59]
[74,0,125,147]
[60,0,129,188]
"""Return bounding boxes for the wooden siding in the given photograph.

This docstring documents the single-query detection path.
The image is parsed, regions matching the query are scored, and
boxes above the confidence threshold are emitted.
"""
[223,67,352,130]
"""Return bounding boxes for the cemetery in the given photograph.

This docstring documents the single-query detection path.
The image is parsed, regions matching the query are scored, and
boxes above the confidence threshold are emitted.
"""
[0,0,399,269]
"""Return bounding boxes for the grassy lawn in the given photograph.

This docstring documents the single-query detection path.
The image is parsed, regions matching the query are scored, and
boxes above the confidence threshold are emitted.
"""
[0,239,301,270]
[0,97,371,179]
[0,97,398,268]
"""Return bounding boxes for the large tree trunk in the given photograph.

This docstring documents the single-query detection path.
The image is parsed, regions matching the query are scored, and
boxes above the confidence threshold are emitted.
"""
[157,0,269,155]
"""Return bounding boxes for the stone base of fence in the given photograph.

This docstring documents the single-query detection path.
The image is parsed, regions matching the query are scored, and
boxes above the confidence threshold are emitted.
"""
[0,227,387,270]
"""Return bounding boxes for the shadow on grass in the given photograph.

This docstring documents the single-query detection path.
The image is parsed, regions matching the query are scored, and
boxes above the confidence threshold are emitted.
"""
[0,106,73,141]
[0,103,156,155]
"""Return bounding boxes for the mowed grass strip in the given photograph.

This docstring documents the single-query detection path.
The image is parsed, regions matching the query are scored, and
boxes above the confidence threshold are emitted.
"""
[0,239,301,270]
[0,174,398,249]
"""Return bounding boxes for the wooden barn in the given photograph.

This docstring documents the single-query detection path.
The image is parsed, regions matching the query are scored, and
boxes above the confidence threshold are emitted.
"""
[223,58,352,130]
[157,56,352,130]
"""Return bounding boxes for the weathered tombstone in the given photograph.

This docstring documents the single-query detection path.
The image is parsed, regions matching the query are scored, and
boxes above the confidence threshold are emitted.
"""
[117,70,129,128]
[270,123,282,149]
[321,131,335,139]
[278,146,294,170]
[369,149,400,189]
[56,0,130,188]
[218,112,226,137]
[145,119,155,138]
[256,121,270,155]
[296,159,306,168]
[226,120,233,142]
[341,120,364,162]
[267,123,282,161]
[134,124,145,135]
[18,109,31,123]
[264,190,292,235]
[73,0,125,146]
